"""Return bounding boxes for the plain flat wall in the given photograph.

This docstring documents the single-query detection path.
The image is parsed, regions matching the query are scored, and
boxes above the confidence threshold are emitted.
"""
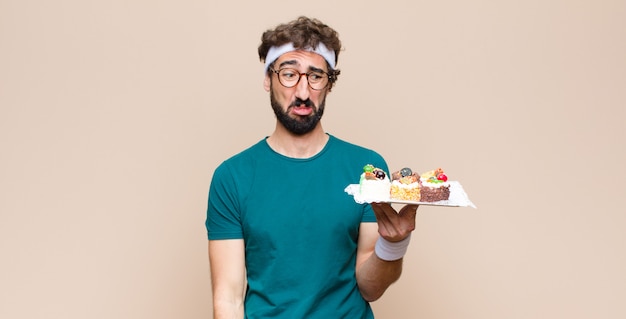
[1,1,625,318]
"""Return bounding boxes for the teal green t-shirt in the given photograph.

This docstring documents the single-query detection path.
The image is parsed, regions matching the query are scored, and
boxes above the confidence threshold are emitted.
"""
[206,135,388,318]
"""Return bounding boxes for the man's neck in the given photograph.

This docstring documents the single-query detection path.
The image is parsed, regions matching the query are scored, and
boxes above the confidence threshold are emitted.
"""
[266,124,329,159]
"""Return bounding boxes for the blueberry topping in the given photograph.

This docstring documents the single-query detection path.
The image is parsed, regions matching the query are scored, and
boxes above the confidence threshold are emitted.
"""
[400,167,412,177]
[374,169,386,180]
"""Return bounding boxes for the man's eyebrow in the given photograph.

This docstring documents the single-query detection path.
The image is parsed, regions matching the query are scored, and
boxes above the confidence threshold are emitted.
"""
[308,65,326,73]
[278,60,298,68]
[277,60,327,73]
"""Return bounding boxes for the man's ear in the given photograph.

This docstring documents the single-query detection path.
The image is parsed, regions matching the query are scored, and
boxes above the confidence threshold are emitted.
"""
[263,74,271,92]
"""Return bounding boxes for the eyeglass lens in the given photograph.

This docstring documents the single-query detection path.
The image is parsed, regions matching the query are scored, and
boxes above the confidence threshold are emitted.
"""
[275,68,328,90]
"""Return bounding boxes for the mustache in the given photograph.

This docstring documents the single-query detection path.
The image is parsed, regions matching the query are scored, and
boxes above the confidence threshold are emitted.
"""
[289,98,314,108]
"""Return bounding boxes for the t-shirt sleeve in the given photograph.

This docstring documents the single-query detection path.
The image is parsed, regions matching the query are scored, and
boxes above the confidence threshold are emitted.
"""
[206,162,244,240]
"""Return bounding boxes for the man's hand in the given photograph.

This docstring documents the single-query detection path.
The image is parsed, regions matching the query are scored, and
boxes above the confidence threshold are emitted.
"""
[370,203,418,241]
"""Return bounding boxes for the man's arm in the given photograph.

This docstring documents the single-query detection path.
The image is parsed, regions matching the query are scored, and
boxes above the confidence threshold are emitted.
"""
[209,239,246,319]
[355,203,418,302]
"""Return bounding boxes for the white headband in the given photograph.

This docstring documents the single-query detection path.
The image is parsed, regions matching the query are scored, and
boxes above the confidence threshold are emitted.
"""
[263,42,336,73]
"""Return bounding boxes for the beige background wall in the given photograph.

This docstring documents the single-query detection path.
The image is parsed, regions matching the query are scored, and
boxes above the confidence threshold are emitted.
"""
[1,0,624,318]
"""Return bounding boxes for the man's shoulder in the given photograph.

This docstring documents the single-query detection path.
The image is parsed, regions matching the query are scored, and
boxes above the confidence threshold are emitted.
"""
[213,138,268,173]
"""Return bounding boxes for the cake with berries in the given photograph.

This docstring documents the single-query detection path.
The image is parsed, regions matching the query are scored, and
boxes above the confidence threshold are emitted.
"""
[390,167,421,201]
[347,165,473,207]
[419,168,451,202]
[359,164,391,201]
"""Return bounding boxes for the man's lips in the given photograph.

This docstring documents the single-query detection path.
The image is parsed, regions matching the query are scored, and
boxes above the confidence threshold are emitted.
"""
[291,105,313,116]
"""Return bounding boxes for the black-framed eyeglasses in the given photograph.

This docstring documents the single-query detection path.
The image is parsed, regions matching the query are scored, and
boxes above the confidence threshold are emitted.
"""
[269,68,330,91]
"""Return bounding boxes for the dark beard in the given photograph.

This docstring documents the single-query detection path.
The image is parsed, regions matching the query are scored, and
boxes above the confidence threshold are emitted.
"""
[270,90,325,135]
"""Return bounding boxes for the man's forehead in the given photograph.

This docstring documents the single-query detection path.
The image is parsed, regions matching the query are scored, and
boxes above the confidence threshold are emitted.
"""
[276,51,327,70]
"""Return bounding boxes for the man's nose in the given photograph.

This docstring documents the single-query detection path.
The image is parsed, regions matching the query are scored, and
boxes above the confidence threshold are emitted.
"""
[294,74,311,100]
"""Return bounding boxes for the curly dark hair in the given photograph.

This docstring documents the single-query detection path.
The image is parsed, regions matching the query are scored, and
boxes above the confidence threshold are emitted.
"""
[258,16,342,88]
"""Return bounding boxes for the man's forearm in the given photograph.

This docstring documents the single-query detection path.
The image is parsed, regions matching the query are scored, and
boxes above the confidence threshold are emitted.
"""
[213,299,244,319]
[209,240,246,319]
[356,252,403,302]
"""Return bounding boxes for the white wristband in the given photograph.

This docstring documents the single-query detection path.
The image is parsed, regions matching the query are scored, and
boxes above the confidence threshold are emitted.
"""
[374,234,412,261]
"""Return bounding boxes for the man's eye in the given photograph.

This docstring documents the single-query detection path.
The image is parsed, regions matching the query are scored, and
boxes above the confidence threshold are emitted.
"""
[281,70,298,79]
[309,73,324,81]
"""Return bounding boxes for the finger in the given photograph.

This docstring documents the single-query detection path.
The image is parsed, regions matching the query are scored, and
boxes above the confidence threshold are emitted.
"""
[371,202,397,221]
[396,204,418,233]
[370,203,396,234]
[398,204,419,216]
